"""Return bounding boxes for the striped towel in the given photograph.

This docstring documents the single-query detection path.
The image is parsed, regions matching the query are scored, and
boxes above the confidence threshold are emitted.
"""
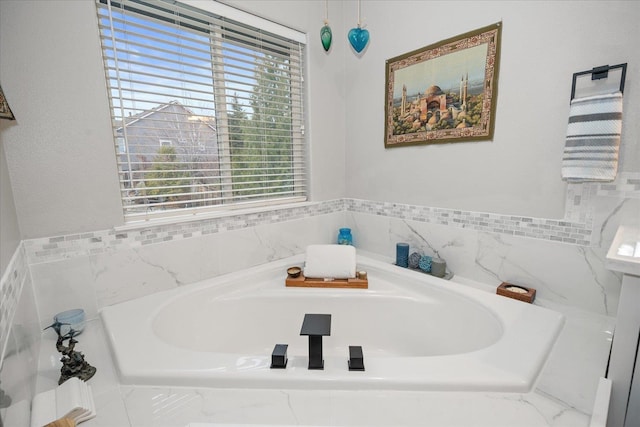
[561,92,623,182]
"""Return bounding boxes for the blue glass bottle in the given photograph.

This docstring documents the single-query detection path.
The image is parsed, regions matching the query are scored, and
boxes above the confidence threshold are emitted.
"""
[337,228,353,245]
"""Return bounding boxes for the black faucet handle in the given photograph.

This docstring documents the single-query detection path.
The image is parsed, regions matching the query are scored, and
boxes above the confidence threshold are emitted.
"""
[270,344,288,369]
[349,345,365,371]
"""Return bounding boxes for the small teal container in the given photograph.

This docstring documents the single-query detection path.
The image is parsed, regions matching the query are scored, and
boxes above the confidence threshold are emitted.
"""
[337,228,353,245]
[396,243,409,267]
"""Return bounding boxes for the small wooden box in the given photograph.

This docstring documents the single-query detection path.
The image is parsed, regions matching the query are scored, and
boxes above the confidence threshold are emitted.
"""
[285,274,368,289]
[496,282,536,303]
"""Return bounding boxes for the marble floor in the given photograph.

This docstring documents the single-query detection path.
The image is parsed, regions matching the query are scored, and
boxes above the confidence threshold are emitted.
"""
[35,287,614,427]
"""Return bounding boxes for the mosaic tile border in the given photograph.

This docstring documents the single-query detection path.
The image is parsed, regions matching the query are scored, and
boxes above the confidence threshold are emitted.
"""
[24,199,346,264]
[0,243,28,367]
[346,173,640,246]
[596,172,640,199]
[21,172,640,265]
[345,199,594,246]
[565,172,640,223]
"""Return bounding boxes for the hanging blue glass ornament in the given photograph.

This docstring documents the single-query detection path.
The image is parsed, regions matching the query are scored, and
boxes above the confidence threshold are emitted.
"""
[320,23,332,52]
[348,25,369,53]
[348,0,369,54]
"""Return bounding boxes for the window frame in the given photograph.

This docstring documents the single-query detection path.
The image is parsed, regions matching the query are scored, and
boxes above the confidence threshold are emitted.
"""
[96,0,308,223]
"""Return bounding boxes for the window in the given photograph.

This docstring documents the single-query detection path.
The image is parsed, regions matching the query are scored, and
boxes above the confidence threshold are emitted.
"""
[96,0,307,220]
[116,137,126,153]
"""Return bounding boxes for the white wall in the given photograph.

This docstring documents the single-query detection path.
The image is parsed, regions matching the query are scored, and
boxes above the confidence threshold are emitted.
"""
[343,1,639,219]
[1,0,639,318]
[0,0,123,239]
[0,128,20,272]
[2,1,638,238]
[0,0,347,239]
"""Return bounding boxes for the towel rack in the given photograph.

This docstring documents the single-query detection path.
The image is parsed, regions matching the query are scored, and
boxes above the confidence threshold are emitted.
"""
[570,63,627,101]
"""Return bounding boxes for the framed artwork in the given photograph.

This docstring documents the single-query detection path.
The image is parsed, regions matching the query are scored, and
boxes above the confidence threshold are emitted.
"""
[384,22,502,147]
[0,84,15,120]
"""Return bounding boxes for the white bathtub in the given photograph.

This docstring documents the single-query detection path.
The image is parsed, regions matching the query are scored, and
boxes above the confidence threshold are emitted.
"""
[101,254,564,392]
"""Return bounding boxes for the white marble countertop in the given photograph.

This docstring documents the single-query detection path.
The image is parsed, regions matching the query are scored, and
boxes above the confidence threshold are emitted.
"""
[606,225,640,276]
[34,274,614,427]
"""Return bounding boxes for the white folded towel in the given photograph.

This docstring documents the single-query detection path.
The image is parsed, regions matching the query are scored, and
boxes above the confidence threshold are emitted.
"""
[303,244,356,279]
[561,92,623,182]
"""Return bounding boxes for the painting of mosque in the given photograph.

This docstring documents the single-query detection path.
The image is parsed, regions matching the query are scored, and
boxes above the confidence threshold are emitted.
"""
[384,23,502,147]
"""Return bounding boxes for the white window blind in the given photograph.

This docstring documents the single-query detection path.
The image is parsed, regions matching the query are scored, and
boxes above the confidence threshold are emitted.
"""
[95,0,307,220]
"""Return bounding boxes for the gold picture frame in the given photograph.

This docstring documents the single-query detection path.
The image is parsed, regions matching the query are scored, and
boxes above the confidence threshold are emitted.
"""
[384,22,502,147]
[0,84,15,121]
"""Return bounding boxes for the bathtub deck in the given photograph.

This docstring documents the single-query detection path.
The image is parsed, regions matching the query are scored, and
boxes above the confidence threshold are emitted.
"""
[34,287,613,427]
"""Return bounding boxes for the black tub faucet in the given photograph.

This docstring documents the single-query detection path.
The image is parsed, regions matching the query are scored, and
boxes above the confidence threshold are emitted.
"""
[300,314,331,370]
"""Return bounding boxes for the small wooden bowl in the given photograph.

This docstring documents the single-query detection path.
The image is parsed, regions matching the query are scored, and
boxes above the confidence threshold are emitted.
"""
[287,266,302,278]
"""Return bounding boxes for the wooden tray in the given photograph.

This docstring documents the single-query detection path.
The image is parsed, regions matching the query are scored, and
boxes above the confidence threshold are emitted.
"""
[286,274,368,289]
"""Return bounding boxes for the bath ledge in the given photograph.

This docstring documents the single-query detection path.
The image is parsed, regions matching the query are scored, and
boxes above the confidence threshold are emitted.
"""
[100,253,564,393]
[32,254,614,426]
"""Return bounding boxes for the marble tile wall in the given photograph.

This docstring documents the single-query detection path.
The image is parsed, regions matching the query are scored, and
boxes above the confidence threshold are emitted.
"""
[2,172,639,340]
[23,199,346,264]
[346,210,623,315]
[0,244,40,426]
[0,173,637,426]
[346,173,640,316]
[346,199,594,246]
[27,207,347,328]
[0,244,29,367]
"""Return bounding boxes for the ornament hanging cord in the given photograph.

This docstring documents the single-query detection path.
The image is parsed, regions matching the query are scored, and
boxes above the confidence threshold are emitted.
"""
[324,0,329,26]
[320,0,333,52]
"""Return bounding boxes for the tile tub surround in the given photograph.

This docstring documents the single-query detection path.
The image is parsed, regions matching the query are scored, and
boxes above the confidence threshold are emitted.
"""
[346,174,639,316]
[4,172,632,425]
[34,276,614,427]
[346,199,594,246]
[0,243,40,426]
[28,209,347,329]
[23,199,346,264]
[0,243,30,367]
[347,211,622,316]
[25,169,640,267]
[18,171,640,328]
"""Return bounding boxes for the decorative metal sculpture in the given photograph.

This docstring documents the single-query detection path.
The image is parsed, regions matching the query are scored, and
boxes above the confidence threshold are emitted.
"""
[45,321,96,385]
